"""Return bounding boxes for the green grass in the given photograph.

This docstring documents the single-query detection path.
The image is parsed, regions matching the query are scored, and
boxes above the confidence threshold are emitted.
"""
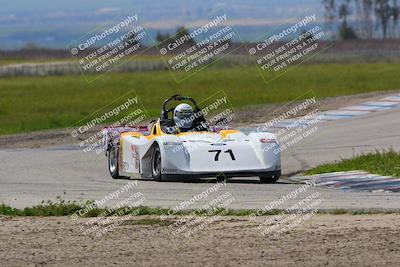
[0,62,400,135]
[0,58,73,66]
[0,200,397,217]
[0,200,275,217]
[306,149,400,177]
[0,200,82,216]
[0,201,172,217]
[0,55,168,66]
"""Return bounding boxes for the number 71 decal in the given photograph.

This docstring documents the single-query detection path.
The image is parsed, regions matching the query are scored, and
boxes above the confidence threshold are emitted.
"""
[208,149,236,161]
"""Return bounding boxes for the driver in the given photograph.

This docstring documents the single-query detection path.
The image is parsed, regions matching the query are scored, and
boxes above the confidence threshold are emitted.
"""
[173,103,195,132]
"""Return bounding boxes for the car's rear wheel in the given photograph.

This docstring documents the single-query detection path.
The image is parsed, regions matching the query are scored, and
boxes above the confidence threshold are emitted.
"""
[108,145,124,179]
[216,175,227,182]
[151,145,163,181]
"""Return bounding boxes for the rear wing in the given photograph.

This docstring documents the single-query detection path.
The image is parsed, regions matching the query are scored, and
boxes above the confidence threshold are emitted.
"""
[102,126,149,154]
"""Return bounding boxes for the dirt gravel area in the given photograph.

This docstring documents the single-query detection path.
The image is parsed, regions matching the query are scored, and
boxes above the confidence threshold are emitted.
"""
[0,214,399,266]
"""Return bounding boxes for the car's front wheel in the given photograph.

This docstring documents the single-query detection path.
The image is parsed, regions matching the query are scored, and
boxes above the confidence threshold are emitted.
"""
[108,145,125,179]
[151,145,163,181]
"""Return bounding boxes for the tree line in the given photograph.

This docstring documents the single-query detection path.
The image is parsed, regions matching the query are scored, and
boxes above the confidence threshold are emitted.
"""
[323,0,400,39]
[156,27,196,46]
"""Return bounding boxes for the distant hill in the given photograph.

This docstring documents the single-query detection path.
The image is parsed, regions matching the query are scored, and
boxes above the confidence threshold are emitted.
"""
[0,0,322,49]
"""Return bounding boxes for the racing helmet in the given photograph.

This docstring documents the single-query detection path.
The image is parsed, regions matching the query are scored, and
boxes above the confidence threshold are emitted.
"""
[173,103,194,130]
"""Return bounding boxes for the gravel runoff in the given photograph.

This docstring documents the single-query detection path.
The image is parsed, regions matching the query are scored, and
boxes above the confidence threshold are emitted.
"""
[0,214,399,266]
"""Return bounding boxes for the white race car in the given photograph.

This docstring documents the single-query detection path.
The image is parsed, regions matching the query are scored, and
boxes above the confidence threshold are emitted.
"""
[103,95,281,183]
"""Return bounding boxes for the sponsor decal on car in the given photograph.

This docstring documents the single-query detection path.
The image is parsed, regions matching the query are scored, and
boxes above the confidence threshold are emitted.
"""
[260,138,277,143]
[131,145,140,170]
[162,168,178,173]
[122,161,129,171]
[163,141,182,146]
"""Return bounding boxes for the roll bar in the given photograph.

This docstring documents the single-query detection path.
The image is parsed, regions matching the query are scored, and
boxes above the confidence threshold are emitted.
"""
[161,94,202,119]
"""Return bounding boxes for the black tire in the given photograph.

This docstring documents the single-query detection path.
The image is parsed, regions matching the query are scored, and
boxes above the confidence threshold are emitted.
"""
[216,175,227,183]
[108,145,124,179]
[259,175,280,184]
[151,145,163,181]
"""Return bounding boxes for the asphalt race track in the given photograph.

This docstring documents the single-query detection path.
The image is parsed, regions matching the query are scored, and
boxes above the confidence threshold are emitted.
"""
[1,107,400,210]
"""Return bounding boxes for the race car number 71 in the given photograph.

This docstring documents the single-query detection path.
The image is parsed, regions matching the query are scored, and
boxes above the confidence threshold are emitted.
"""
[208,149,236,161]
